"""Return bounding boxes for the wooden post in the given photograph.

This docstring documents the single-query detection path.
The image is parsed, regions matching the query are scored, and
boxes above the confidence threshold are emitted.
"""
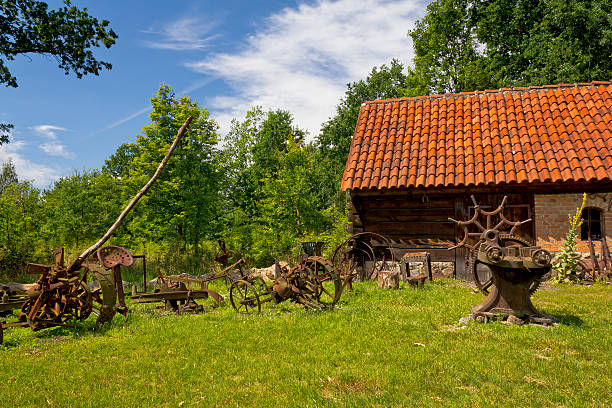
[66,116,192,273]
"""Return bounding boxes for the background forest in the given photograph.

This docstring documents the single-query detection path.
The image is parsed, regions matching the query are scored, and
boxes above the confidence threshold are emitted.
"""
[1,0,611,280]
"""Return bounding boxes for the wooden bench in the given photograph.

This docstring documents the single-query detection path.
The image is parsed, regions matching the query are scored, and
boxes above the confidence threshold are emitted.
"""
[406,274,427,288]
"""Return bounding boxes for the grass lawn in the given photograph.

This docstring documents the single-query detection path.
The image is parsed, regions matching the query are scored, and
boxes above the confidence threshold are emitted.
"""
[1,280,610,407]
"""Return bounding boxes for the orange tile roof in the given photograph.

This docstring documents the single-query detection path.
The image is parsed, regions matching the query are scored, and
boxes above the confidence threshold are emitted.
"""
[341,81,612,191]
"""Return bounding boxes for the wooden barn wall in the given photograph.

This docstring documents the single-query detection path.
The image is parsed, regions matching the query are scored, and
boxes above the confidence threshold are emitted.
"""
[348,190,535,280]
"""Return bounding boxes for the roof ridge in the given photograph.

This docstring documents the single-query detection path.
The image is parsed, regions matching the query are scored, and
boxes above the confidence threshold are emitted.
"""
[361,80,612,106]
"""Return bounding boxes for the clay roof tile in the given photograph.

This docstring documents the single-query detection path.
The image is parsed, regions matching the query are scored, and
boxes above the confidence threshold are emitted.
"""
[342,81,612,190]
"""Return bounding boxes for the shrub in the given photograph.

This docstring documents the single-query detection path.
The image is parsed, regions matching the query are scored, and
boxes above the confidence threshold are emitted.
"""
[551,193,586,283]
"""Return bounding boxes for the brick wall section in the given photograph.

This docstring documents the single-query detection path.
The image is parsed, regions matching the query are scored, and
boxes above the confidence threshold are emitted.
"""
[535,193,612,253]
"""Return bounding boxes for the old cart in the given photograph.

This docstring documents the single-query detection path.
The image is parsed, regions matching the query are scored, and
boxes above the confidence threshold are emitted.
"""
[229,256,343,313]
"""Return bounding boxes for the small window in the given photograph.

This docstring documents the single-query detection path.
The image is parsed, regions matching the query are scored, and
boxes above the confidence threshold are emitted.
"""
[581,208,602,240]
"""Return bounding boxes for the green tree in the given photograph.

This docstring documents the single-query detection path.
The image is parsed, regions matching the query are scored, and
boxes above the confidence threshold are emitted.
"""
[0,159,18,192]
[0,0,117,88]
[407,0,612,93]
[316,60,407,207]
[407,0,492,94]
[40,170,123,249]
[120,84,221,254]
[102,142,139,178]
[0,178,42,279]
[256,142,324,264]
[475,0,611,86]
[220,107,334,265]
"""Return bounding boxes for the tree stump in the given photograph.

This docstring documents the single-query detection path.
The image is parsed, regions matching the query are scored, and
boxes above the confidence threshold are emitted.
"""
[377,270,400,289]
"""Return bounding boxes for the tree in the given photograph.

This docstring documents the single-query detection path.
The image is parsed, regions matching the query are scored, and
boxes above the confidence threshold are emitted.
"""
[407,0,492,94]
[0,123,12,145]
[40,170,123,248]
[316,60,407,206]
[102,142,139,178]
[251,109,307,181]
[0,0,118,88]
[407,0,612,93]
[0,178,42,279]
[256,142,324,264]
[475,0,612,86]
[118,84,221,254]
[0,159,18,192]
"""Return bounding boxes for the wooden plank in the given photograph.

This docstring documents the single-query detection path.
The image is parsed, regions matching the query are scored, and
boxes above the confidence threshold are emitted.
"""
[364,222,455,235]
[360,200,455,211]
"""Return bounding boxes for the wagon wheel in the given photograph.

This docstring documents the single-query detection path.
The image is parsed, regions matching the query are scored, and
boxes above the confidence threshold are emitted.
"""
[470,235,542,295]
[230,280,261,314]
[332,232,394,283]
[302,256,342,307]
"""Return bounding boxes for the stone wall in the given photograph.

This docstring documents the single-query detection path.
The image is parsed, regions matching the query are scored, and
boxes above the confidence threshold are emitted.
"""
[534,192,612,253]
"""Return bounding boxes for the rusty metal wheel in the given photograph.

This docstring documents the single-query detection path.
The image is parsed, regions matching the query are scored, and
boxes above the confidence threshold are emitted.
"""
[333,232,396,282]
[20,276,93,331]
[230,280,261,314]
[302,256,342,306]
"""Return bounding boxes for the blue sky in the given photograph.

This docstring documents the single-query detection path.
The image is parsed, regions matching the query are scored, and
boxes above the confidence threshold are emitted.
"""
[0,0,427,188]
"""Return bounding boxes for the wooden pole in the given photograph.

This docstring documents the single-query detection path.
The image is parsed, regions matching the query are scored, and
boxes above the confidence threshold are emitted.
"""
[67,116,193,273]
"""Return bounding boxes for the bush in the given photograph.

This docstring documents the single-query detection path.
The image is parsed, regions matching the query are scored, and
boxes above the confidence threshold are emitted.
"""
[551,193,586,283]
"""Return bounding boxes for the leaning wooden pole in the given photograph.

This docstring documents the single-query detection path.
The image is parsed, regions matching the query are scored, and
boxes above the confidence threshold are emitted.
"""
[67,116,193,273]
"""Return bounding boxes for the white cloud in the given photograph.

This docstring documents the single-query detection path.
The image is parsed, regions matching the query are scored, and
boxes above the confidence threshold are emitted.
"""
[31,124,75,158]
[142,17,219,51]
[187,0,426,136]
[39,141,74,159]
[0,141,62,188]
[31,125,67,139]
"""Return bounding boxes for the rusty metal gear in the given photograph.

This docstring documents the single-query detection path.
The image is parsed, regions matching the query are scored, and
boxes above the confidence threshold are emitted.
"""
[449,195,532,253]
[470,234,543,295]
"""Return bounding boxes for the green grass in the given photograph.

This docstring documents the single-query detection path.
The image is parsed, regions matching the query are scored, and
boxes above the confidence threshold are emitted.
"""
[1,280,610,407]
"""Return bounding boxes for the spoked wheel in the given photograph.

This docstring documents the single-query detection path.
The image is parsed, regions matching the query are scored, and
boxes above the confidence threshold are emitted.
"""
[332,232,395,284]
[301,256,342,307]
[230,280,261,314]
[470,235,541,295]
[68,281,93,321]
[20,276,93,331]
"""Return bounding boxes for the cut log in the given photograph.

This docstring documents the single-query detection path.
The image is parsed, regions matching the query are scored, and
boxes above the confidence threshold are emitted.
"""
[377,270,400,289]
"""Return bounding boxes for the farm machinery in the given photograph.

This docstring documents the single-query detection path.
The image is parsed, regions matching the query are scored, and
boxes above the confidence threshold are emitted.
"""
[449,195,554,324]
[1,117,193,345]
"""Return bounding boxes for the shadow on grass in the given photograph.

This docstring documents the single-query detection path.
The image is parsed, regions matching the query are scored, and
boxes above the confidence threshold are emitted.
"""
[550,313,585,327]
[0,313,129,350]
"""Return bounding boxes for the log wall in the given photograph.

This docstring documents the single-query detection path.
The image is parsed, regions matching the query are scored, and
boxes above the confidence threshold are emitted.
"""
[347,190,535,280]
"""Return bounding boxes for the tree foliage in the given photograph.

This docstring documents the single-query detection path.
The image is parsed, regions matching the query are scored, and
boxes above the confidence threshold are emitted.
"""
[0,158,18,192]
[316,59,407,206]
[115,84,221,254]
[408,0,612,93]
[0,0,117,88]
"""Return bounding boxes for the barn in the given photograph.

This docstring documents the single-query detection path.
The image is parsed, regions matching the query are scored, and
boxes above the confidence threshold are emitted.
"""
[341,81,612,279]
